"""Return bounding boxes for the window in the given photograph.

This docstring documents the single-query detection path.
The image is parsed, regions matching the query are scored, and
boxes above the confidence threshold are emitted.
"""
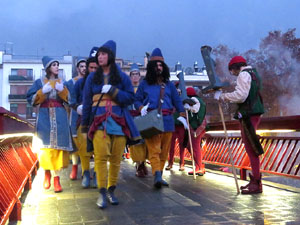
[11,69,33,80]
[10,103,18,114]
[10,85,31,95]
[26,103,36,118]
[9,103,27,117]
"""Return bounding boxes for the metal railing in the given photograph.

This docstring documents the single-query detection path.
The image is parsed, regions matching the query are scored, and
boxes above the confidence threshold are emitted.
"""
[0,107,37,225]
[174,116,300,180]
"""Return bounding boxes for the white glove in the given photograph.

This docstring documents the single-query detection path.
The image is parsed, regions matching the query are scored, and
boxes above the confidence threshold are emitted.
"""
[141,103,149,116]
[101,84,112,93]
[177,116,188,130]
[77,105,83,115]
[55,82,64,92]
[214,90,222,101]
[184,103,191,111]
[190,97,200,113]
[42,82,52,94]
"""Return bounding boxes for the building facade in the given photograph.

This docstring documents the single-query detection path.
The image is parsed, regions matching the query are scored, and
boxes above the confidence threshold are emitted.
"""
[0,52,212,123]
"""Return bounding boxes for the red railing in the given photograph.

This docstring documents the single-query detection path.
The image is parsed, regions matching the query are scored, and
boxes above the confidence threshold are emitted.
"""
[174,116,300,180]
[0,107,37,225]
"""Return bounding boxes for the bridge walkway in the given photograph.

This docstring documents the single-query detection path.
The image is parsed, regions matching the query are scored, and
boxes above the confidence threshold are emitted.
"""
[9,160,300,225]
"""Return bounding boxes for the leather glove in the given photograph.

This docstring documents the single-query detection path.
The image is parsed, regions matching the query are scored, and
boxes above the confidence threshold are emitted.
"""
[177,116,188,130]
[141,103,150,116]
[55,82,64,92]
[184,103,191,111]
[101,84,112,93]
[42,82,52,94]
[77,105,83,115]
[214,90,222,101]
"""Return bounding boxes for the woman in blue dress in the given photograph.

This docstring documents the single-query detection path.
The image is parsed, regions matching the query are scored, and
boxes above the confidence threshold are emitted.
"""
[27,56,73,193]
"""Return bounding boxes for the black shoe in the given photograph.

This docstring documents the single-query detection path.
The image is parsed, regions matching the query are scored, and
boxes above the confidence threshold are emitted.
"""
[107,186,119,205]
[165,164,172,170]
[96,188,107,209]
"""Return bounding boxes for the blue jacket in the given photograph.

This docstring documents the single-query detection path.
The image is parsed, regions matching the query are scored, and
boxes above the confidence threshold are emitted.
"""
[81,69,141,140]
[27,79,73,151]
[74,78,84,105]
[134,80,185,132]
[64,78,80,137]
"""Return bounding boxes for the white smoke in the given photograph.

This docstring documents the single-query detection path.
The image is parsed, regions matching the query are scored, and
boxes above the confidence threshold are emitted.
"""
[278,95,300,116]
[262,43,300,116]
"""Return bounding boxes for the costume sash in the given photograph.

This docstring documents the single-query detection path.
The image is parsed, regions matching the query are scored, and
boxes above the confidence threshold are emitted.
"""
[240,117,264,156]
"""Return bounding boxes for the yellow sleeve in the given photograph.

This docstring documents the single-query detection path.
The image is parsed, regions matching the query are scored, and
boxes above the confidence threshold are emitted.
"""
[33,89,47,105]
[58,87,69,102]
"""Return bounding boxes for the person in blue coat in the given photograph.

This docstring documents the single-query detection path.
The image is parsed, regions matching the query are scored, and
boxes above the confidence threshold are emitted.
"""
[134,48,187,189]
[74,48,99,188]
[27,56,73,193]
[81,40,141,209]
[64,58,86,181]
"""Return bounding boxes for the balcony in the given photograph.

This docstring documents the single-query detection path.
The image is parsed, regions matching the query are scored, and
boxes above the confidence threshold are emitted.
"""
[9,75,34,82]
[8,94,27,102]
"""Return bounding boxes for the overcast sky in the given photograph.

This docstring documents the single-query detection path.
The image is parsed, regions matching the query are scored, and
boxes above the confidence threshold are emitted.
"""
[0,0,299,67]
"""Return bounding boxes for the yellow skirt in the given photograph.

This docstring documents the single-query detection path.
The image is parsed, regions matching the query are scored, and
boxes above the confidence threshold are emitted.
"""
[39,148,69,171]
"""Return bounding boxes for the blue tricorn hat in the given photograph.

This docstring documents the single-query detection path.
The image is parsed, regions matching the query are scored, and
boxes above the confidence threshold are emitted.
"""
[89,47,99,58]
[130,63,140,73]
[99,40,116,57]
[150,48,164,62]
[42,56,59,69]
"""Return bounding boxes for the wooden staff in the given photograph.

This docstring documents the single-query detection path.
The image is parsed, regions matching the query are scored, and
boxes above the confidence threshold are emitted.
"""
[185,110,197,180]
[218,102,240,194]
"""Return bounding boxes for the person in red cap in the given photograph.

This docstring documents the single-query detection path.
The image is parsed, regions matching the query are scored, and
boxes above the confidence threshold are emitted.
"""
[184,87,207,175]
[166,82,186,171]
[214,56,265,194]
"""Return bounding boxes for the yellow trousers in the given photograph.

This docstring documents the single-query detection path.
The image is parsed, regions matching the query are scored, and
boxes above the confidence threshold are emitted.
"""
[93,130,126,189]
[77,126,93,175]
[130,143,147,162]
[39,148,69,171]
[145,132,172,175]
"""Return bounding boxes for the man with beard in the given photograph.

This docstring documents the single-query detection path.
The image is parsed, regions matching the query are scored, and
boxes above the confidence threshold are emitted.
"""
[134,48,187,189]
[65,58,87,180]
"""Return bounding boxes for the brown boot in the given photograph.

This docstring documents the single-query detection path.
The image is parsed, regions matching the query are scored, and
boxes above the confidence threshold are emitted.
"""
[240,180,252,190]
[141,162,148,175]
[69,165,78,180]
[43,170,51,189]
[135,163,145,178]
[241,174,262,194]
[54,176,62,193]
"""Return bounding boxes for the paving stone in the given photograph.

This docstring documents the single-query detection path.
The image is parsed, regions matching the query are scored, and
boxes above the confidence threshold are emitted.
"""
[10,160,300,225]
[58,214,82,223]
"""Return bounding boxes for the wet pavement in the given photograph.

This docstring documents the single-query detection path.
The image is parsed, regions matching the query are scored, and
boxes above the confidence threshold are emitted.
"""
[9,160,300,225]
